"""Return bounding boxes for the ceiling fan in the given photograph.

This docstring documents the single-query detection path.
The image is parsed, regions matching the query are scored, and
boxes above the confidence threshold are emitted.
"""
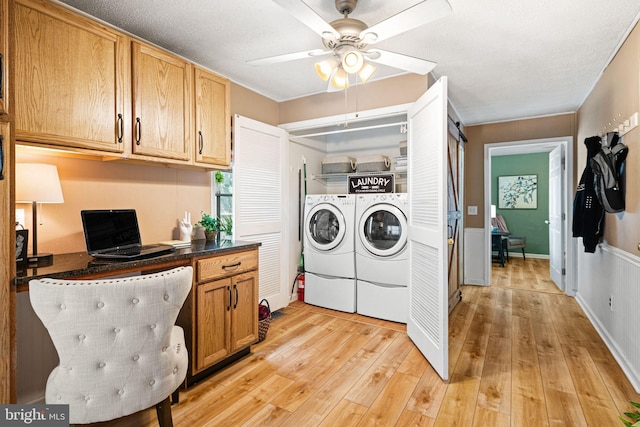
[248,0,452,90]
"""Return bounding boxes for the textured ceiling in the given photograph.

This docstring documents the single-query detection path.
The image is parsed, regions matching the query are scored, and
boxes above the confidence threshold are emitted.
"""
[57,0,640,125]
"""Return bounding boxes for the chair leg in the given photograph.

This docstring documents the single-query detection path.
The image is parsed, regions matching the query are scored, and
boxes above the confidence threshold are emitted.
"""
[172,387,180,405]
[155,395,174,427]
[521,248,526,260]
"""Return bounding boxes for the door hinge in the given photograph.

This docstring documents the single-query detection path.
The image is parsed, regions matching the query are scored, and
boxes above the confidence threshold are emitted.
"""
[562,268,566,275]
[562,213,566,220]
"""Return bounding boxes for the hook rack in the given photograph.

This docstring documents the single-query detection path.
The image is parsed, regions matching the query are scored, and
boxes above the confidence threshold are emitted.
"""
[598,112,638,140]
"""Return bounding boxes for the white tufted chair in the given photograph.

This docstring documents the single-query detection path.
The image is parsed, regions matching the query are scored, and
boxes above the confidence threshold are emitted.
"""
[29,266,193,426]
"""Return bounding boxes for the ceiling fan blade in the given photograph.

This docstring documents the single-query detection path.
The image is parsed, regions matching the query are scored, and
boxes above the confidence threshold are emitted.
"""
[247,49,330,66]
[272,0,340,40]
[360,0,452,44]
[366,49,436,75]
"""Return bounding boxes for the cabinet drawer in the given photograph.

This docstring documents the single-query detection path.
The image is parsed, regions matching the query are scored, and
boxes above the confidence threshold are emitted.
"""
[197,250,258,283]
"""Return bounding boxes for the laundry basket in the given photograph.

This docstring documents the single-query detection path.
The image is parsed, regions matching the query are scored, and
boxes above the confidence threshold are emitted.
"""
[257,299,271,342]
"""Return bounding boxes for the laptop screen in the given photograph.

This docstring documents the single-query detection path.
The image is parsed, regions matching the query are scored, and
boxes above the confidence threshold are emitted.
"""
[81,210,142,253]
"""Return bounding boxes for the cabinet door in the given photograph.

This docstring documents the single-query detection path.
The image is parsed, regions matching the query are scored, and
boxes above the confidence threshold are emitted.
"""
[194,67,230,167]
[132,41,192,161]
[196,277,231,371]
[0,0,8,116]
[230,271,258,352]
[13,0,127,152]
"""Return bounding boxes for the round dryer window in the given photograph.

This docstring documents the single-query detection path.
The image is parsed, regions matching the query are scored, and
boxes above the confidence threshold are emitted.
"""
[306,204,346,251]
[359,204,408,257]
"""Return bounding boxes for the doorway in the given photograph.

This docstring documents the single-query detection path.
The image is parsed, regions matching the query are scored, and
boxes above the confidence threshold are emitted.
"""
[483,137,575,296]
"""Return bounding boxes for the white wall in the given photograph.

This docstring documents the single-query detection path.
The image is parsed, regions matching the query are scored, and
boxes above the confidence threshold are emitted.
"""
[575,243,640,393]
[287,138,327,301]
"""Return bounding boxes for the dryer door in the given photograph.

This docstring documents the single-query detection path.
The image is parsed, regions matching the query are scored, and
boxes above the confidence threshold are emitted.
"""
[305,203,347,251]
[359,204,408,257]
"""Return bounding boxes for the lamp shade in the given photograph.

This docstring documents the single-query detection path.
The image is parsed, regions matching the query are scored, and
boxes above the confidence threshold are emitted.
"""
[342,50,363,74]
[491,204,497,218]
[358,62,376,83]
[16,163,64,203]
[330,67,349,89]
[314,56,339,81]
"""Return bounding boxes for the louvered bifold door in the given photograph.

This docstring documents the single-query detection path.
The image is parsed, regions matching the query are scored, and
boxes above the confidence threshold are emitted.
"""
[233,115,290,311]
[407,77,449,380]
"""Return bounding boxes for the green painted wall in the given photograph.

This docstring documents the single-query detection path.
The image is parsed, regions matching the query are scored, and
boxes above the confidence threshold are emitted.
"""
[492,153,549,256]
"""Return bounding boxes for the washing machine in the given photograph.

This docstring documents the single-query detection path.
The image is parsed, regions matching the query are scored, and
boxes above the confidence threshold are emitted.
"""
[355,193,409,323]
[303,194,356,313]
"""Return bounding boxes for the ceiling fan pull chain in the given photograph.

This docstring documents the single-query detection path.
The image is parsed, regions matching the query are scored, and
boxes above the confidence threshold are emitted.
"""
[343,84,348,127]
[355,77,359,118]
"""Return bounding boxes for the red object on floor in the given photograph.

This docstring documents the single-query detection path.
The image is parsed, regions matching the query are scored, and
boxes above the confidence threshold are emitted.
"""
[297,274,305,301]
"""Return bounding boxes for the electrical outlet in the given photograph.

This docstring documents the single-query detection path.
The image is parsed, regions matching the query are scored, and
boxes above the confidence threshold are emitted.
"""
[609,295,614,312]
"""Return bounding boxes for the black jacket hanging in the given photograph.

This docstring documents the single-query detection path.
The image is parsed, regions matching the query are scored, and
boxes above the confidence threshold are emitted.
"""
[573,136,605,253]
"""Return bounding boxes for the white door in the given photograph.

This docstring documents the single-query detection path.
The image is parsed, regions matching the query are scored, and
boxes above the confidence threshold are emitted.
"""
[233,115,290,311]
[407,77,449,380]
[549,145,564,289]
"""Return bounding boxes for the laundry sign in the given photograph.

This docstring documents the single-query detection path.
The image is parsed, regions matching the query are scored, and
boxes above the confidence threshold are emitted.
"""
[348,174,395,194]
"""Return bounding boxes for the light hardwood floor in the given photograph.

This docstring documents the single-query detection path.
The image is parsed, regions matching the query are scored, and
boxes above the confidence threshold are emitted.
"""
[96,259,640,426]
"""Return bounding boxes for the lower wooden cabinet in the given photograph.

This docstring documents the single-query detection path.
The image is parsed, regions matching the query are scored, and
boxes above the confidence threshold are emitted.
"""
[189,249,259,376]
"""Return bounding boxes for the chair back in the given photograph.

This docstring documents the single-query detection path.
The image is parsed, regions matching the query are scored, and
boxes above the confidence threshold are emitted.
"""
[491,214,509,233]
[29,266,192,424]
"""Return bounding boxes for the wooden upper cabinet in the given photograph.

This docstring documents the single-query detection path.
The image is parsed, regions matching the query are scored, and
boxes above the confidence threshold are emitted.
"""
[194,67,230,167]
[13,0,128,153]
[131,41,192,162]
[0,0,8,117]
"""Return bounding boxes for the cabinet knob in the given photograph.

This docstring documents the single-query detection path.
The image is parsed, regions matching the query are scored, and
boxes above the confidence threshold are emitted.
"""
[135,118,141,145]
[0,135,4,180]
[117,114,124,143]
[0,53,3,100]
[233,284,238,309]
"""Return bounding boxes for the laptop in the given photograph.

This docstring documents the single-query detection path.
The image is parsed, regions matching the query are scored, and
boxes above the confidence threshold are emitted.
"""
[81,209,174,260]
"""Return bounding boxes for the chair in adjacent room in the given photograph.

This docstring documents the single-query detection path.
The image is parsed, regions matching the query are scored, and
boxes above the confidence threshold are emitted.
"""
[29,266,193,427]
[491,214,527,261]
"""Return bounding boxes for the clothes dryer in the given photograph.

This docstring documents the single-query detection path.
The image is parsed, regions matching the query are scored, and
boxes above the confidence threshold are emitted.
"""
[355,193,409,323]
[303,194,356,313]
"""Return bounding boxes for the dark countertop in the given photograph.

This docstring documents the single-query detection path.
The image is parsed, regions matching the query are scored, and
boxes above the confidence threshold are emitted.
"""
[15,240,261,291]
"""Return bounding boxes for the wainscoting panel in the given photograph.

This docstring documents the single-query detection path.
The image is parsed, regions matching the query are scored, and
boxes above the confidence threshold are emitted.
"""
[575,243,640,393]
[463,228,486,285]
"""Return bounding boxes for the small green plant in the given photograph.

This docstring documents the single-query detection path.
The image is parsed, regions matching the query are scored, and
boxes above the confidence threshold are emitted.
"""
[219,216,233,235]
[198,212,218,233]
[620,401,640,427]
[215,170,224,184]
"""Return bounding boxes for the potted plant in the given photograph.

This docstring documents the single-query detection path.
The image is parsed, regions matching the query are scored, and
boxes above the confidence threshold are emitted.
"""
[198,212,218,241]
[214,170,224,194]
[620,401,640,426]
[219,216,233,240]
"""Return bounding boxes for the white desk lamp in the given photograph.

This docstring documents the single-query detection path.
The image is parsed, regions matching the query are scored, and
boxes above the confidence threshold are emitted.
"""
[16,163,64,266]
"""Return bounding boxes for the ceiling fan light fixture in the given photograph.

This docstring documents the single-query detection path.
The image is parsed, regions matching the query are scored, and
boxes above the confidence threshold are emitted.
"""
[314,56,339,81]
[330,67,349,89]
[358,62,376,83]
[342,50,364,73]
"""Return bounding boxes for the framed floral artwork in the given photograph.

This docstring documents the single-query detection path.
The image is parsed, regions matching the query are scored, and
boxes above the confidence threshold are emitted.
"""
[498,175,537,209]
